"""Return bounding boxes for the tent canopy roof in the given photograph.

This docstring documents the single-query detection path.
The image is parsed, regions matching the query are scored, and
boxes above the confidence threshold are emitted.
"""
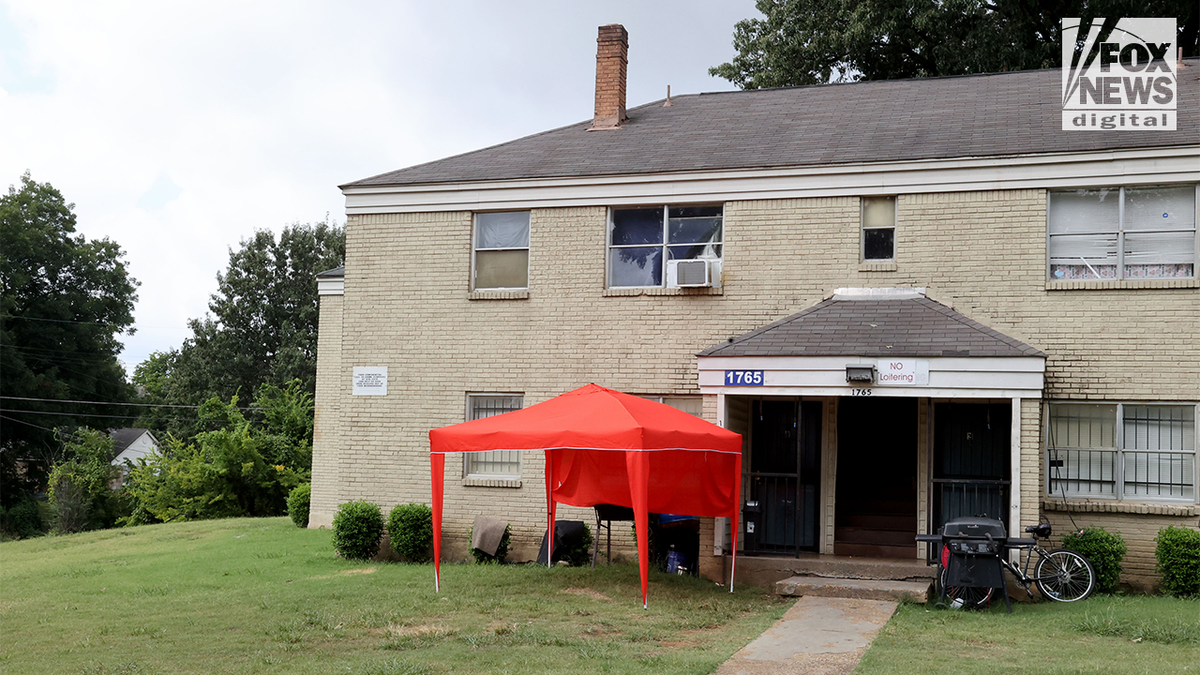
[429,384,741,455]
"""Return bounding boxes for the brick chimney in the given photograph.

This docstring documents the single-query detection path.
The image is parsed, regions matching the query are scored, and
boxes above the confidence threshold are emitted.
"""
[589,24,628,130]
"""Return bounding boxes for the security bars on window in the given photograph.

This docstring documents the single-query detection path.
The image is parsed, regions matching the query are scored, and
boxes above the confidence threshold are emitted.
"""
[608,205,723,287]
[1048,185,1198,281]
[465,394,523,478]
[1047,403,1197,501]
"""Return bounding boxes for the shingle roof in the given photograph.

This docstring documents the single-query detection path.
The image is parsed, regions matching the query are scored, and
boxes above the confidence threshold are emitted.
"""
[316,266,345,278]
[345,60,1199,188]
[109,428,152,459]
[698,295,1045,358]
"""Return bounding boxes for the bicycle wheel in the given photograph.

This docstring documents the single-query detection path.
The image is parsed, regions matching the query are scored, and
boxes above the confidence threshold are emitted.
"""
[1035,549,1095,602]
[940,567,993,609]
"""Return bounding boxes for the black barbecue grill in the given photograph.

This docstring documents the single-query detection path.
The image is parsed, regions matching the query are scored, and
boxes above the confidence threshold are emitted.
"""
[916,516,1017,612]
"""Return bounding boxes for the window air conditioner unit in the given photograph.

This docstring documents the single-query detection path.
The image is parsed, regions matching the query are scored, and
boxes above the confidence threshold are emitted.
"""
[667,259,720,288]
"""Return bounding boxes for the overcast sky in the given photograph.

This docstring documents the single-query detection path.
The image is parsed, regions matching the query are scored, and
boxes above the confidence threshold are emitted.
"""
[0,0,756,373]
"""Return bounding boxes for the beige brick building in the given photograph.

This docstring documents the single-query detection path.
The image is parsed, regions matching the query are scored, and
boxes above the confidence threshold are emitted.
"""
[312,27,1199,591]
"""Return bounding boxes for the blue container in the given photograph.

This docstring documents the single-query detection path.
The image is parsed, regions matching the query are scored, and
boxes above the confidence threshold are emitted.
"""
[666,548,685,574]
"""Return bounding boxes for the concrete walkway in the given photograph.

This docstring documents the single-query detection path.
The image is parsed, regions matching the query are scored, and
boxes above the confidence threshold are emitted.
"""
[714,596,898,675]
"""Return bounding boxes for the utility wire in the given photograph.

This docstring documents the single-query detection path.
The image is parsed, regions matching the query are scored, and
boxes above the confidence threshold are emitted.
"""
[0,407,221,423]
[0,395,259,410]
[0,314,190,330]
[0,314,129,328]
[0,414,58,432]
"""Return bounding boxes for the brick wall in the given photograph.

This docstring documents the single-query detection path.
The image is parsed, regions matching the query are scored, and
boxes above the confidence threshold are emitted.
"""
[309,292,343,528]
[312,189,1199,578]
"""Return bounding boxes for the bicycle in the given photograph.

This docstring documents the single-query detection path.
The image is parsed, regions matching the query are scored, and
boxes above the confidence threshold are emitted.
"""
[938,522,1096,609]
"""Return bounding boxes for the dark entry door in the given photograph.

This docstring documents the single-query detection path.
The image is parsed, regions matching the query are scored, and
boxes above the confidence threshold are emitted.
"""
[835,397,918,557]
[747,399,821,554]
[932,402,1011,533]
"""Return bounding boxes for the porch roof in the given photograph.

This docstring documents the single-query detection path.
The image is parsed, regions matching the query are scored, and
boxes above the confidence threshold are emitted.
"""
[699,290,1045,359]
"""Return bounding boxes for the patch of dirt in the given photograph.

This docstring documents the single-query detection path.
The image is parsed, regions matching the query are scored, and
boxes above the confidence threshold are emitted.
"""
[659,639,701,648]
[339,567,376,575]
[386,623,449,637]
[560,587,610,601]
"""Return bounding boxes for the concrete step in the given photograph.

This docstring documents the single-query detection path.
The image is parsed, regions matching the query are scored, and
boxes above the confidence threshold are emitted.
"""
[834,542,921,558]
[776,576,932,603]
[835,526,918,546]
[786,556,935,581]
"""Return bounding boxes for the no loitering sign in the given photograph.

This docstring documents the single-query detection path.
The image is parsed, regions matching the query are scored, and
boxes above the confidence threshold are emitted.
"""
[876,359,929,386]
[1061,18,1176,131]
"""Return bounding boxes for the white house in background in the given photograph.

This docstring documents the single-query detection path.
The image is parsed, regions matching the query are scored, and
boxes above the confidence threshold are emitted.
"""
[109,428,159,481]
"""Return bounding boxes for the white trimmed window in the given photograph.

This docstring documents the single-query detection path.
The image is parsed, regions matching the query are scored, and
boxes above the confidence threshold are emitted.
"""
[608,205,723,287]
[1047,403,1197,501]
[473,212,530,290]
[464,394,523,478]
[1048,185,1197,280]
[862,196,896,261]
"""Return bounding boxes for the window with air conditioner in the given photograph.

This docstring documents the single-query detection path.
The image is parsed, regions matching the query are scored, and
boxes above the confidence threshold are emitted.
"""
[1047,402,1196,502]
[608,205,722,288]
[1048,185,1197,281]
[464,394,523,478]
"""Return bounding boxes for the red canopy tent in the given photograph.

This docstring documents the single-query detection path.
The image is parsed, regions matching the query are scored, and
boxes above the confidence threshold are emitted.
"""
[429,384,743,607]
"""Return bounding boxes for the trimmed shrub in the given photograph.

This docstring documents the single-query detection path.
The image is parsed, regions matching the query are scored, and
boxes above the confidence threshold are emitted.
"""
[332,500,384,561]
[1156,526,1200,598]
[287,483,311,528]
[388,503,433,562]
[470,526,512,564]
[1061,527,1128,594]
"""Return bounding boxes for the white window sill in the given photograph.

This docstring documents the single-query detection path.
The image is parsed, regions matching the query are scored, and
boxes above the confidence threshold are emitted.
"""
[859,261,897,272]
[603,286,723,297]
[468,290,530,300]
[1041,496,1197,517]
[1046,278,1199,291]
[463,477,523,489]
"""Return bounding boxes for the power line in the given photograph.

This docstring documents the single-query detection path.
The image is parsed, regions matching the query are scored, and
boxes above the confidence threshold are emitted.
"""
[0,395,259,410]
[0,407,219,423]
[0,314,190,330]
[0,414,58,433]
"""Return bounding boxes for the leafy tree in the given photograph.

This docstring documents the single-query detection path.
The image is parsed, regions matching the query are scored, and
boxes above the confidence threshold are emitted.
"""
[47,428,124,533]
[136,221,342,436]
[121,382,312,524]
[711,0,1199,88]
[1,173,138,502]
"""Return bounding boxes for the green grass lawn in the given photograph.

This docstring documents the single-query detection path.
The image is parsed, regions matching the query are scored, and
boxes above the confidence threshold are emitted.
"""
[4,520,1197,675]
[0,518,787,675]
[857,594,1200,675]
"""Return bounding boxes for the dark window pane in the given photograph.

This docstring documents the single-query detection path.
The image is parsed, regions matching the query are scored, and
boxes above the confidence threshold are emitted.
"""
[609,246,662,287]
[668,205,722,219]
[668,217,722,245]
[864,228,894,260]
[668,243,722,260]
[612,208,663,245]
